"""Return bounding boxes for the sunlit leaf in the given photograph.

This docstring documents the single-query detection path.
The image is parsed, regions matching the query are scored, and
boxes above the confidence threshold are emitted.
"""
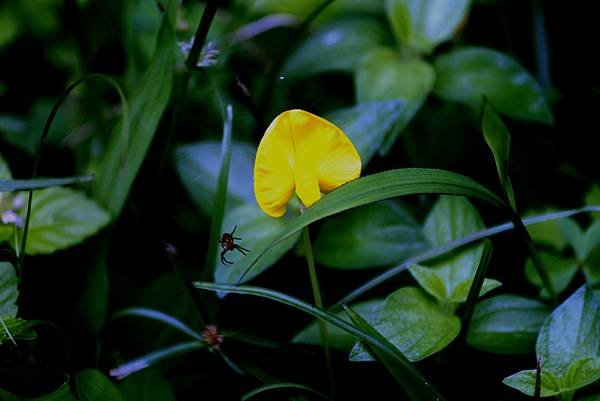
[76,369,126,401]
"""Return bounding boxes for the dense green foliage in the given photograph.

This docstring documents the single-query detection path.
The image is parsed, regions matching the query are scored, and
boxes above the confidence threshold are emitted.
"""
[1,1,600,400]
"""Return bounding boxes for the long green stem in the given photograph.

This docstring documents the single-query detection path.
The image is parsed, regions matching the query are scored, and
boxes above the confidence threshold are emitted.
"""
[301,226,335,398]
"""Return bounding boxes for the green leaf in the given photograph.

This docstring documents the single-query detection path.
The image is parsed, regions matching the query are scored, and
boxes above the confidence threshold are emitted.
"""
[385,0,470,53]
[0,317,38,344]
[284,17,390,77]
[314,200,428,269]
[174,140,255,215]
[214,204,301,285]
[25,187,110,255]
[558,218,587,260]
[467,295,550,354]
[0,175,94,192]
[76,259,109,335]
[525,252,578,299]
[585,184,600,220]
[350,287,461,362]
[236,168,508,285]
[76,369,126,401]
[525,208,568,250]
[0,262,17,319]
[119,368,176,401]
[409,196,498,303]
[504,286,600,397]
[482,103,516,209]
[356,48,435,154]
[325,100,406,165]
[113,307,202,341]
[434,46,553,123]
[242,383,331,401]
[0,152,11,179]
[194,281,445,401]
[343,303,446,401]
[579,395,600,401]
[293,299,383,351]
[503,369,562,397]
[93,1,176,218]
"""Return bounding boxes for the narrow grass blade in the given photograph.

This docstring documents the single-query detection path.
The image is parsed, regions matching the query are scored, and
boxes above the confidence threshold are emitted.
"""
[0,176,94,191]
[93,0,176,218]
[203,105,233,280]
[342,304,446,401]
[482,102,516,210]
[337,205,600,307]
[236,168,508,284]
[109,341,205,379]
[194,282,445,401]
[461,239,493,334]
[113,307,202,341]
[242,383,331,401]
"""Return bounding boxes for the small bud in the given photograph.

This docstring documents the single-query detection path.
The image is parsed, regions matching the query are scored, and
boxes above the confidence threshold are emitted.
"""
[201,324,224,350]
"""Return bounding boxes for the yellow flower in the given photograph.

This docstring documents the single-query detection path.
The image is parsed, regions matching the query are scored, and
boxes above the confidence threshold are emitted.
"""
[254,109,361,217]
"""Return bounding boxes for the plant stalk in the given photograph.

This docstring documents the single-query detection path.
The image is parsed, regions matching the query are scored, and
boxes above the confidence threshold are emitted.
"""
[301,226,335,398]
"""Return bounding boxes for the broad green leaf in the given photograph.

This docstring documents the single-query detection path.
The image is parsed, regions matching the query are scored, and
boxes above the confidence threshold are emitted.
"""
[93,1,176,218]
[526,208,568,250]
[174,141,255,214]
[0,262,17,319]
[467,295,550,354]
[386,0,470,53]
[537,286,600,375]
[325,100,406,165]
[350,287,461,362]
[525,252,578,299]
[409,196,496,303]
[242,383,330,401]
[293,299,382,350]
[314,201,428,269]
[583,221,600,259]
[194,281,445,401]
[76,369,126,401]
[356,48,435,154]
[558,218,586,260]
[25,187,109,255]
[0,152,10,179]
[243,0,385,19]
[343,303,445,401]
[0,175,94,192]
[76,260,109,335]
[284,17,390,77]
[119,368,176,401]
[434,47,553,123]
[482,103,516,209]
[505,286,600,397]
[215,204,301,285]
[235,168,507,285]
[0,317,37,344]
[585,184,600,220]
[585,245,600,285]
[503,369,561,397]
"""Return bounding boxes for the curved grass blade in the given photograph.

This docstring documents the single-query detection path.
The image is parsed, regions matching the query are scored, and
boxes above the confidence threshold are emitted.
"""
[237,168,508,284]
[0,176,94,192]
[242,383,331,401]
[482,102,515,210]
[93,1,176,218]
[109,341,206,379]
[342,304,446,401]
[337,205,600,307]
[112,307,202,341]
[461,239,493,334]
[17,73,127,260]
[203,105,233,280]
[194,282,446,401]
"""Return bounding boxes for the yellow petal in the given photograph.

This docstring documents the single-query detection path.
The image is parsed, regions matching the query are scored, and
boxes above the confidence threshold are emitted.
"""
[289,110,361,196]
[254,109,361,216]
[253,112,295,217]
